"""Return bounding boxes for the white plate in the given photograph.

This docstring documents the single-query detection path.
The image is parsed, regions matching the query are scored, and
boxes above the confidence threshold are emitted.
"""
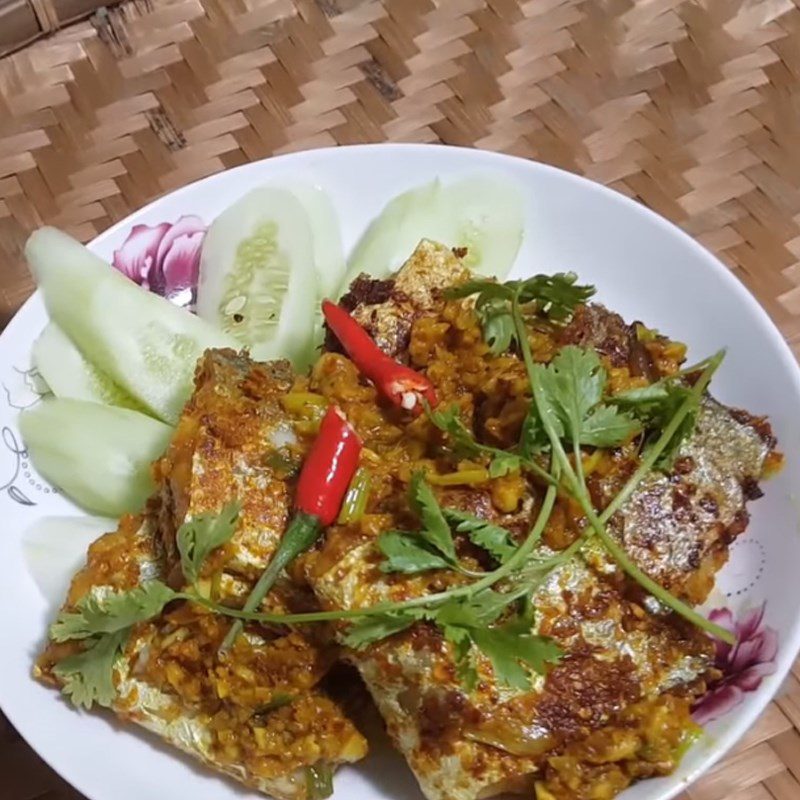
[1,143,799,800]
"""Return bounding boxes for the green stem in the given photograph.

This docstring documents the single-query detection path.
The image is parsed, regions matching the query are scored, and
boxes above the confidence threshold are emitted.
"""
[190,478,559,629]
[573,437,587,493]
[512,295,734,645]
[219,512,321,651]
[519,455,558,486]
[580,501,734,642]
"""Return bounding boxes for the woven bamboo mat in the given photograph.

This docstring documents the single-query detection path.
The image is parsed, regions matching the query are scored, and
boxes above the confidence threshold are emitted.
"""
[2,0,800,798]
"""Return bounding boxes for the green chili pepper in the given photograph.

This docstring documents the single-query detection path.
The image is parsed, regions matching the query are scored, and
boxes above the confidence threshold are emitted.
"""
[305,763,334,800]
[337,467,372,524]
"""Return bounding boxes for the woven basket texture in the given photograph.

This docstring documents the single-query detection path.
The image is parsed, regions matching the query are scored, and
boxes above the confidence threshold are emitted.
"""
[2,1,800,799]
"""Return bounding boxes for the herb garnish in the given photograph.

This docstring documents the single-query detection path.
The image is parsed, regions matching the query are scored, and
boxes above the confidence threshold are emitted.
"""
[442,509,517,565]
[442,274,731,642]
[177,501,242,584]
[343,585,560,691]
[51,582,178,643]
[377,473,517,574]
[50,502,241,709]
[426,402,554,485]
[446,272,595,354]
[612,378,697,469]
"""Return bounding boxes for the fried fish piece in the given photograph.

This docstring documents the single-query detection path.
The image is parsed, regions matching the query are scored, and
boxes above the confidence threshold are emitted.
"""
[306,242,777,800]
[333,239,469,358]
[37,350,367,800]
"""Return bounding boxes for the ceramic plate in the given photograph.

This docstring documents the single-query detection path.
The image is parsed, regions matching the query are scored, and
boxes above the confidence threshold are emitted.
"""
[1,144,798,800]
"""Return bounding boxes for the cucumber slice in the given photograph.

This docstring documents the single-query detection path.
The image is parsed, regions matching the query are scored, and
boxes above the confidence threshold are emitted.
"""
[33,323,145,412]
[285,182,345,298]
[197,186,318,367]
[23,515,115,607]
[341,175,524,292]
[25,227,237,425]
[20,398,173,516]
[342,179,440,290]
[438,176,524,278]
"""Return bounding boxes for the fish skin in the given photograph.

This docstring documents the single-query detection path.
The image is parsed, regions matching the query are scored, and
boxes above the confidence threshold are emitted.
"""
[341,239,469,358]
[605,396,772,604]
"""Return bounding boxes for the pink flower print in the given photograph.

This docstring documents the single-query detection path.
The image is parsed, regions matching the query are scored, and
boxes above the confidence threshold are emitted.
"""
[692,603,778,725]
[112,215,206,309]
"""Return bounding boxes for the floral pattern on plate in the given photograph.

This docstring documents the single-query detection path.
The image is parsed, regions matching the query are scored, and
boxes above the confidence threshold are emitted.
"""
[112,216,206,309]
[693,603,778,724]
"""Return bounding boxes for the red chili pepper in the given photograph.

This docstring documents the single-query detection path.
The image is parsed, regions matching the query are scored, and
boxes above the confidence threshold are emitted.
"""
[295,404,362,525]
[220,405,361,651]
[322,299,437,415]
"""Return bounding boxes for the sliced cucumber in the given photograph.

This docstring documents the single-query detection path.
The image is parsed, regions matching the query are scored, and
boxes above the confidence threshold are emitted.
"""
[197,186,318,367]
[25,227,238,425]
[342,179,440,289]
[438,176,524,278]
[341,175,524,293]
[285,182,345,298]
[20,398,173,516]
[23,515,115,607]
[33,323,145,412]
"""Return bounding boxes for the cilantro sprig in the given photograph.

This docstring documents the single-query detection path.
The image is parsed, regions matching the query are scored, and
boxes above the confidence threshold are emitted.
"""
[51,582,178,643]
[502,286,732,642]
[377,473,519,575]
[50,501,241,709]
[441,275,733,643]
[343,585,561,691]
[446,272,595,354]
[426,402,555,485]
[611,378,697,469]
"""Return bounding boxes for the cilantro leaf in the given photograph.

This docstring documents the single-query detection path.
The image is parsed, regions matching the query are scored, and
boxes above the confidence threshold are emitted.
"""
[533,346,640,448]
[481,299,516,355]
[427,404,480,457]
[53,629,128,709]
[378,531,454,574]
[409,473,456,561]
[51,581,177,642]
[613,380,697,469]
[427,404,521,477]
[442,624,479,691]
[446,273,594,328]
[433,589,514,628]
[520,403,550,458]
[580,404,641,448]
[470,621,562,690]
[177,500,241,584]
[50,580,182,710]
[446,273,594,354]
[436,592,561,690]
[446,279,514,303]
[342,609,427,650]
[536,346,604,434]
[488,451,522,478]
[342,587,562,692]
[515,273,596,322]
[443,509,517,564]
